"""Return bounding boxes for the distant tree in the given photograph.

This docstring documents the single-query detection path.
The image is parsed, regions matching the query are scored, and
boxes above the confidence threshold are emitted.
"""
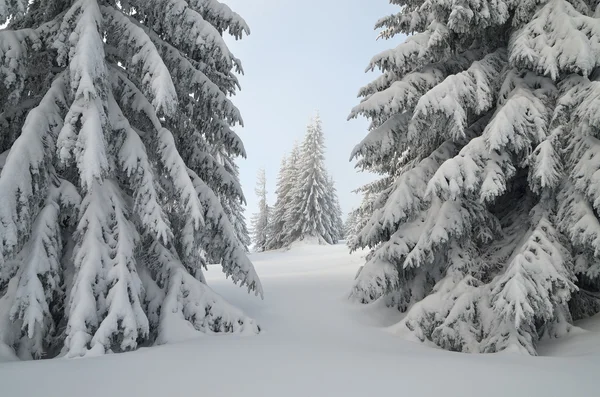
[267,155,292,250]
[327,176,345,243]
[251,169,270,252]
[286,115,343,245]
[280,143,303,247]
[344,211,358,241]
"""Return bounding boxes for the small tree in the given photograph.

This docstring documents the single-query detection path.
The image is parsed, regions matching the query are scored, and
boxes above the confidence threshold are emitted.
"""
[267,155,291,250]
[251,168,270,252]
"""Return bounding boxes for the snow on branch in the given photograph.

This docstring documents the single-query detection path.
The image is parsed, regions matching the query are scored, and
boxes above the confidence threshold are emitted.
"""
[354,49,487,116]
[349,112,410,168]
[558,185,600,277]
[187,145,245,199]
[374,8,427,40]
[510,0,600,80]
[8,180,80,359]
[484,87,551,155]
[55,0,110,190]
[366,22,450,75]
[188,169,263,297]
[0,28,41,104]
[0,0,28,25]
[108,92,173,245]
[428,135,515,204]
[88,181,149,356]
[357,140,461,249]
[0,74,67,265]
[102,6,178,116]
[128,0,233,68]
[149,242,259,344]
[108,67,205,236]
[409,49,507,147]
[156,128,205,232]
[190,0,250,39]
[487,202,576,355]
[126,16,242,124]
[350,67,446,121]
[109,65,162,132]
[571,81,600,136]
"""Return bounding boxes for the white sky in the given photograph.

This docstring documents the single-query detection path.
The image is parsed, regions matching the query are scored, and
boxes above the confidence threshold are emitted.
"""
[223,0,403,219]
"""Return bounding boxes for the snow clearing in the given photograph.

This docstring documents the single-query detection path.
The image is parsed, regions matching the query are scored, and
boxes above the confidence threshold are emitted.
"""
[1,243,598,397]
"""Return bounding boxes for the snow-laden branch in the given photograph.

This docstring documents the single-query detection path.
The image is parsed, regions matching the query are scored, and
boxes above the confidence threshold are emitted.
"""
[191,0,250,39]
[187,168,263,297]
[128,0,234,68]
[0,74,67,264]
[108,92,174,245]
[102,6,178,116]
[510,0,600,80]
[409,49,507,147]
[0,28,41,103]
[366,22,450,75]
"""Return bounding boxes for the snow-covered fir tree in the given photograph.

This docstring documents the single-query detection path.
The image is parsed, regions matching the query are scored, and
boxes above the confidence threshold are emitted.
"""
[349,0,600,355]
[266,155,291,250]
[251,168,270,252]
[285,115,343,245]
[0,0,262,360]
[266,143,301,249]
[327,176,345,242]
[344,210,358,241]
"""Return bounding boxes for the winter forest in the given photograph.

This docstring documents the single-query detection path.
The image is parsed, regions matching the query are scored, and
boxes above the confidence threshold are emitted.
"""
[0,0,599,396]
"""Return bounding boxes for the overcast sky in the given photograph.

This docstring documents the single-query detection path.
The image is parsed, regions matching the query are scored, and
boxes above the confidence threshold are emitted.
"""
[223,0,401,219]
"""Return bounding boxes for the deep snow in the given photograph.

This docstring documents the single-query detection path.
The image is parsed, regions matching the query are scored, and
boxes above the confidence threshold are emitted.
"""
[1,243,599,396]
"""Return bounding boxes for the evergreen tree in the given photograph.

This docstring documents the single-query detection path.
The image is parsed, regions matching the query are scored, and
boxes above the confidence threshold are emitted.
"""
[0,0,262,359]
[350,0,600,355]
[266,155,291,250]
[281,143,303,247]
[251,168,270,252]
[326,176,344,243]
[287,115,342,245]
[344,211,357,240]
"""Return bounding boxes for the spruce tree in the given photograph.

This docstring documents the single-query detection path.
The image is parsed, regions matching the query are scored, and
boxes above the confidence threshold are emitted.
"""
[327,176,345,243]
[0,0,262,359]
[287,115,343,245]
[251,168,270,252]
[266,155,291,250]
[350,0,600,355]
[281,143,303,247]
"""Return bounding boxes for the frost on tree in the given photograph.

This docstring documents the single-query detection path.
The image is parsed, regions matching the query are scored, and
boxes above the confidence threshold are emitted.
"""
[0,0,262,360]
[349,0,600,355]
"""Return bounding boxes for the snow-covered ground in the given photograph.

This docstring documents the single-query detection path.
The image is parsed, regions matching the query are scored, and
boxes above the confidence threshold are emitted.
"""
[1,243,599,396]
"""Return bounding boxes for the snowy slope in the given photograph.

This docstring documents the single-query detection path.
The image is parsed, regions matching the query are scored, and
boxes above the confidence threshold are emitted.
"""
[1,243,599,397]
